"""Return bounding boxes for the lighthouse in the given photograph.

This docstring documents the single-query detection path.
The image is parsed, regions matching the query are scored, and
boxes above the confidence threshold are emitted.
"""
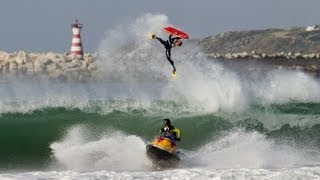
[70,19,84,59]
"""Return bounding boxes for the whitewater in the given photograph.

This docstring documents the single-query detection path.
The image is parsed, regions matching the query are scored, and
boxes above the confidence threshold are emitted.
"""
[1,13,320,179]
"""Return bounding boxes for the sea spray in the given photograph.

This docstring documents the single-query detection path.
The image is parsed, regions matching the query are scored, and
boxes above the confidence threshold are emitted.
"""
[97,13,170,81]
[253,70,320,104]
[96,13,248,113]
[164,59,247,112]
[187,129,320,169]
[50,125,150,171]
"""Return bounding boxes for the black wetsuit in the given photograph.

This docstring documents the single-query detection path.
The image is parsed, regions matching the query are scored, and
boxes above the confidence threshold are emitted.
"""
[155,35,181,71]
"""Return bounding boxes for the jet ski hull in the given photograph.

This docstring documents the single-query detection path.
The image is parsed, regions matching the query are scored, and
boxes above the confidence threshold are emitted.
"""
[146,144,180,168]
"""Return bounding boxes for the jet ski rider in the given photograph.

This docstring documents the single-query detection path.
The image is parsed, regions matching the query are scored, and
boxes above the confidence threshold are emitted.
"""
[159,118,181,142]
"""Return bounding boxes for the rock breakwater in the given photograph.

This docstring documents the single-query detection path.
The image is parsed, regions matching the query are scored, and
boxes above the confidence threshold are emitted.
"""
[0,51,97,81]
[207,51,320,60]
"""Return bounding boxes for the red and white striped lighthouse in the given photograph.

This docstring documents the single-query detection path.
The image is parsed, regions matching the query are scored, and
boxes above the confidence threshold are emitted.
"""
[71,19,84,59]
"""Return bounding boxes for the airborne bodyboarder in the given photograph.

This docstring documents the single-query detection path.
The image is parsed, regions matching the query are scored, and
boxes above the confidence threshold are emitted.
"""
[151,34,183,75]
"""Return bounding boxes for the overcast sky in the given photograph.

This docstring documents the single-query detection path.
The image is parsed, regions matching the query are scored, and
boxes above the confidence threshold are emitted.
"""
[0,0,319,52]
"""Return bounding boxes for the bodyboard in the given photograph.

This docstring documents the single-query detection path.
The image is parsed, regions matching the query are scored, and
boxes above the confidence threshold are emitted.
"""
[163,26,189,39]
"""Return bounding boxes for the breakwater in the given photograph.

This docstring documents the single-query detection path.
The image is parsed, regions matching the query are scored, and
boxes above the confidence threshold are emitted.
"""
[207,51,320,74]
[0,51,97,81]
[1,49,320,82]
[207,51,320,60]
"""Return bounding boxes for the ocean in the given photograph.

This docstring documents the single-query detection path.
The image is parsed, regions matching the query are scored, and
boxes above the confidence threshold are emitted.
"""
[1,13,320,179]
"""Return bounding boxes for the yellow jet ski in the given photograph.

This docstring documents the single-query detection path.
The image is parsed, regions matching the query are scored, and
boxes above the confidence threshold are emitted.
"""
[146,135,180,168]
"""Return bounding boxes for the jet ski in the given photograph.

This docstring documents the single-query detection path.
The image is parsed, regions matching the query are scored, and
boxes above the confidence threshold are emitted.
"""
[146,135,180,168]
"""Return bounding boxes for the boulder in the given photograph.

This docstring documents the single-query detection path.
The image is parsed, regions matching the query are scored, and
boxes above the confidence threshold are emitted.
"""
[225,53,233,59]
[9,62,18,72]
[252,54,261,59]
[2,61,10,72]
[19,62,34,75]
[34,59,45,72]
[46,63,59,74]
[0,51,9,62]
[239,52,249,58]
[16,51,30,64]
[88,63,98,71]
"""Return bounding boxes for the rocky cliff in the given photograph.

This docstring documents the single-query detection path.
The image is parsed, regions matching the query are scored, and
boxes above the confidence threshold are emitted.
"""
[198,27,320,56]
[196,27,320,74]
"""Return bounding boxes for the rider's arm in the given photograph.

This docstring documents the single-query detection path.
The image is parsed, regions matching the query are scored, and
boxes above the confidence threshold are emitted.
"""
[169,34,174,44]
[172,37,181,41]
[169,35,181,45]
[159,128,164,133]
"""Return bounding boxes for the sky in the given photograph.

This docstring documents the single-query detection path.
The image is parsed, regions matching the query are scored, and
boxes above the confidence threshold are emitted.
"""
[0,0,320,53]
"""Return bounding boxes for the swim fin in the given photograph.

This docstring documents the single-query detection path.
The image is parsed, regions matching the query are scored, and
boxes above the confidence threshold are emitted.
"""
[149,33,156,39]
[172,69,176,78]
